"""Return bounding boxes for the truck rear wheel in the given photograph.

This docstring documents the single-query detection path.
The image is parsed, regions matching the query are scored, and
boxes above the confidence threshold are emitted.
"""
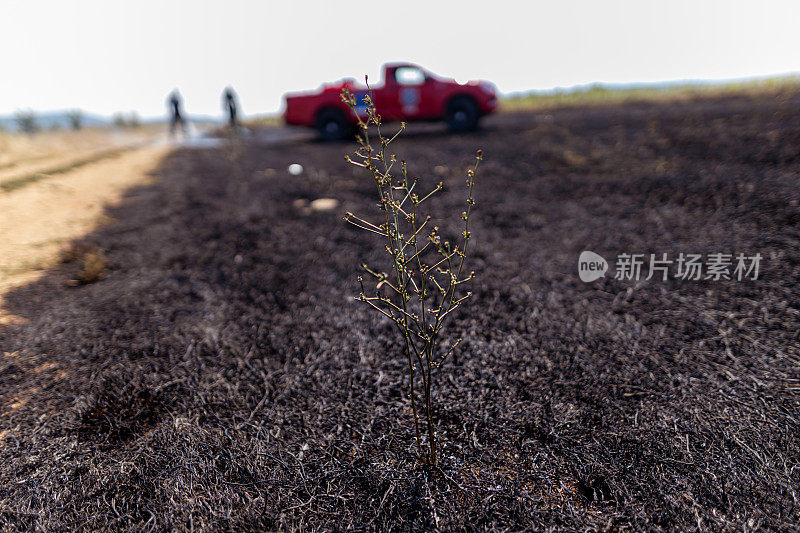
[445,97,479,132]
[315,108,352,141]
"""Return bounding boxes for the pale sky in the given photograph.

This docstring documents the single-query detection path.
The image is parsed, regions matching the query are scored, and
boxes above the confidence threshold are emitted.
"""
[1,0,798,119]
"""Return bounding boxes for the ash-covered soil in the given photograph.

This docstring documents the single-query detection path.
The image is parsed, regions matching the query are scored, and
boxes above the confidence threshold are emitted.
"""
[1,93,799,531]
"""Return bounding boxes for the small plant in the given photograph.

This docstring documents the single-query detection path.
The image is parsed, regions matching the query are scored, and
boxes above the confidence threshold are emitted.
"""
[75,251,107,284]
[342,84,481,464]
[62,243,107,286]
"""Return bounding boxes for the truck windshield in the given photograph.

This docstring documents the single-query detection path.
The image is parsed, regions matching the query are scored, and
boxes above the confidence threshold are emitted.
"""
[395,67,426,86]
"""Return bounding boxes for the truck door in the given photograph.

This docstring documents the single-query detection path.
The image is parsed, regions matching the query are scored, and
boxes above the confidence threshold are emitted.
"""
[393,66,427,119]
[375,65,428,121]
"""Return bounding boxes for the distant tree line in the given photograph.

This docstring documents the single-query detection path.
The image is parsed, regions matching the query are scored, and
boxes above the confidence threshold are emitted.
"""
[5,109,142,133]
[11,109,83,132]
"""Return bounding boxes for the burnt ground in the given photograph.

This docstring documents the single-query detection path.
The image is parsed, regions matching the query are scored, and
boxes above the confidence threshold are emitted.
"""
[1,92,800,531]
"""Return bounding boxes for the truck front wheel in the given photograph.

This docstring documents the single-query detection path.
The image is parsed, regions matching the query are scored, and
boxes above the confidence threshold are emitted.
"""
[315,108,352,141]
[445,97,479,132]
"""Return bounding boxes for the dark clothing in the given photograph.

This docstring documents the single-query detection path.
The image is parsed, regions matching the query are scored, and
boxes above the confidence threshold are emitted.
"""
[168,92,185,136]
[224,89,238,128]
[171,98,182,119]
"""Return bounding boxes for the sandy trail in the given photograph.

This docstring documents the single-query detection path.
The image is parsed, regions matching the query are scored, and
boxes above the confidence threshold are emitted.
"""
[0,128,163,187]
[0,145,171,323]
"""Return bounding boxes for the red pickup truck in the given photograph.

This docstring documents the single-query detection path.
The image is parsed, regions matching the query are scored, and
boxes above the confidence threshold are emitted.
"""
[283,63,498,140]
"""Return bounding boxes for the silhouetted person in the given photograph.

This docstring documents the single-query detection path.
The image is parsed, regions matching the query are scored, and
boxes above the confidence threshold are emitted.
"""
[223,86,239,129]
[167,89,186,137]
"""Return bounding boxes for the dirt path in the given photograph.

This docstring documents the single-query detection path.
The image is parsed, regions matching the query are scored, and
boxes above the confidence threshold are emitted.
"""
[0,145,170,323]
[0,128,162,187]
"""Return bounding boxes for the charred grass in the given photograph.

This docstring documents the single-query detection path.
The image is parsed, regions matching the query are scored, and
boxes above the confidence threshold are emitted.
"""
[0,92,799,530]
